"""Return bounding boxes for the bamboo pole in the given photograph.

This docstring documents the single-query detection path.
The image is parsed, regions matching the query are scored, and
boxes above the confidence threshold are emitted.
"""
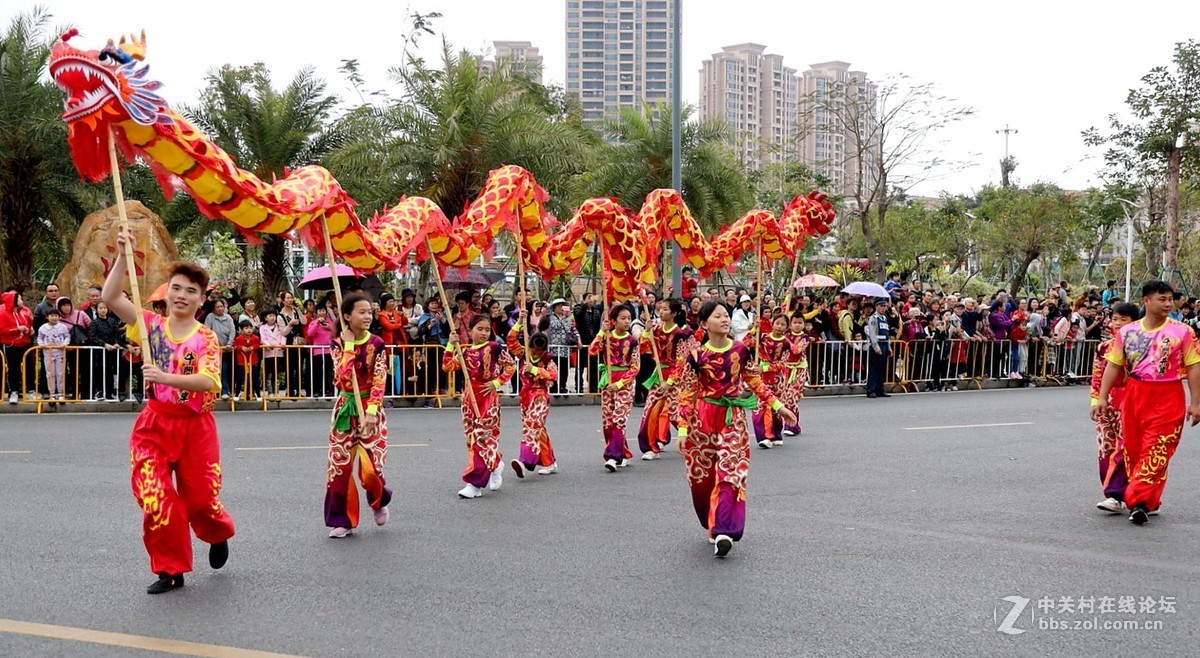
[642,291,665,384]
[107,129,151,362]
[425,238,481,417]
[596,233,614,386]
[755,241,765,329]
[516,236,532,359]
[782,253,802,316]
[319,219,366,424]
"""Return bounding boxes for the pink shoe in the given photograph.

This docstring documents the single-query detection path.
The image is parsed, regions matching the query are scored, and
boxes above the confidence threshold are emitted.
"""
[373,506,389,527]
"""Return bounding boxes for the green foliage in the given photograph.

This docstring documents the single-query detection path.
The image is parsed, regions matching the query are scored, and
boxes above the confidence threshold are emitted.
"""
[974,183,1081,295]
[822,263,869,286]
[0,7,97,289]
[580,103,753,234]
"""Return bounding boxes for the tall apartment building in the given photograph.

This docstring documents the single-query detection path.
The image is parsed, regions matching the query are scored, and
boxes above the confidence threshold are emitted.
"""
[564,0,676,124]
[797,61,877,199]
[698,43,801,170]
[478,40,544,84]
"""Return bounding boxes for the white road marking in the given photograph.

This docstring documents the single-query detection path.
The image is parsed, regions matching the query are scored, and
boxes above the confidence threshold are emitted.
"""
[235,443,427,452]
[904,422,1033,431]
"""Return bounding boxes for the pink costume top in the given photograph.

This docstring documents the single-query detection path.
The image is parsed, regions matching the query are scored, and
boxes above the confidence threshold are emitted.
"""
[332,333,388,416]
[442,340,517,393]
[506,326,558,398]
[588,330,639,385]
[136,310,221,414]
[1105,318,1200,382]
[680,340,780,428]
[639,323,694,382]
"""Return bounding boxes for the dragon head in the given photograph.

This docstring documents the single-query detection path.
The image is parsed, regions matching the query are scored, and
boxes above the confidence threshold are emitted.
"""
[49,29,171,181]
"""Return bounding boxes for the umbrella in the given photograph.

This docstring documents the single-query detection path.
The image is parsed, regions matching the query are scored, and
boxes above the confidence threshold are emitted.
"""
[842,281,889,298]
[441,267,507,289]
[793,274,840,288]
[146,282,168,303]
[298,264,358,291]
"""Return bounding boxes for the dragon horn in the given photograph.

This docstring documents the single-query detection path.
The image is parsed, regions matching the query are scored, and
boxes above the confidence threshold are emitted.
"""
[118,30,147,61]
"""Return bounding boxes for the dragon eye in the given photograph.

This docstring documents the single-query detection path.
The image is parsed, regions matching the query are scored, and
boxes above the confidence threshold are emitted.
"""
[99,45,131,66]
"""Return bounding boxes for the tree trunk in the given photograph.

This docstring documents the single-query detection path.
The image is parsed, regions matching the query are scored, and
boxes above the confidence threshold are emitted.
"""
[1084,224,1115,282]
[1164,146,1182,273]
[261,235,288,297]
[859,210,885,281]
[1008,249,1039,297]
[0,148,41,291]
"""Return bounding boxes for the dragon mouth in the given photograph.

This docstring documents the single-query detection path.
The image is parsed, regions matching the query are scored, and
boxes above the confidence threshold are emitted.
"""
[49,55,121,122]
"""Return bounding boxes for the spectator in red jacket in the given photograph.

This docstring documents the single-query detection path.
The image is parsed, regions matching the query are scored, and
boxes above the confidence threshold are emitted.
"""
[1,289,35,402]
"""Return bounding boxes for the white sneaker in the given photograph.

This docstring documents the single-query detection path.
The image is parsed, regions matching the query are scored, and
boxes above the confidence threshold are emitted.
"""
[7,392,16,404]
[1148,507,1160,516]
[641,452,659,461]
[772,440,784,446]
[488,469,503,491]
[757,440,773,449]
[713,534,733,558]
[616,458,630,468]
[373,506,389,526]
[510,459,526,479]
[1096,497,1124,514]
[537,463,559,475]
[457,484,483,499]
[707,536,716,545]
[781,429,797,437]
[221,393,230,399]
[604,459,618,472]
[328,527,351,538]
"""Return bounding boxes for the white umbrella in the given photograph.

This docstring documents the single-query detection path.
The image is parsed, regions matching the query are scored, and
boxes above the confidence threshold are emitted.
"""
[842,281,889,298]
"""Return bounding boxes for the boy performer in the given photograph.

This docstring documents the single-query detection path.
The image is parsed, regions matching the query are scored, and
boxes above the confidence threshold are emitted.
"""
[1090,303,1137,514]
[101,227,234,594]
[1094,281,1200,525]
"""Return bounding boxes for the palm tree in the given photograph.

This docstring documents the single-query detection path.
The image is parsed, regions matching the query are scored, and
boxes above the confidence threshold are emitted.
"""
[328,43,596,226]
[0,8,96,290]
[184,63,340,297]
[582,103,754,233]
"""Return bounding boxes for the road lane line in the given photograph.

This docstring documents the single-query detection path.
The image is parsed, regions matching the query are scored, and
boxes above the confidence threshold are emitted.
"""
[0,450,32,454]
[0,618,305,657]
[235,443,427,452]
[904,422,1033,431]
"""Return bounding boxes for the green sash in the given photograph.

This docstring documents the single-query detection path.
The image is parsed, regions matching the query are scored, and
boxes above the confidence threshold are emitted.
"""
[598,364,631,389]
[641,367,662,390]
[702,394,759,424]
[333,391,369,431]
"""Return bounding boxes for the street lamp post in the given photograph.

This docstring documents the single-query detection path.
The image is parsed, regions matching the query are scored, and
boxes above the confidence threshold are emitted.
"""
[669,0,682,295]
[1115,197,1139,302]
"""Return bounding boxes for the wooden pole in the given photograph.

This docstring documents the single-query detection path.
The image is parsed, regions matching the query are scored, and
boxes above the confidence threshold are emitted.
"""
[425,237,481,417]
[596,233,614,384]
[782,253,802,316]
[107,129,151,362]
[642,291,665,384]
[755,241,765,329]
[516,236,532,359]
[319,219,366,423]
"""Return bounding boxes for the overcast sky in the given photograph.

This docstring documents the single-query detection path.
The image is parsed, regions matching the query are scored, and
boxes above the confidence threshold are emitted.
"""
[9,0,1199,197]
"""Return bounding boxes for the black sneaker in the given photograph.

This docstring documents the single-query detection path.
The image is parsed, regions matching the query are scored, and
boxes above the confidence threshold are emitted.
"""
[714,535,733,558]
[209,541,229,569]
[146,573,184,594]
[1130,506,1149,525]
[866,392,877,399]
[878,393,891,398]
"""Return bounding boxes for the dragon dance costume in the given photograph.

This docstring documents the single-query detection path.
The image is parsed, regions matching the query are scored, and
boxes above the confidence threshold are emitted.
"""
[128,311,234,576]
[678,340,782,543]
[443,341,516,489]
[636,323,697,456]
[506,326,558,472]
[589,330,640,465]
[1090,338,1127,503]
[324,333,392,532]
[778,330,809,436]
[746,330,794,445]
[1104,318,1200,513]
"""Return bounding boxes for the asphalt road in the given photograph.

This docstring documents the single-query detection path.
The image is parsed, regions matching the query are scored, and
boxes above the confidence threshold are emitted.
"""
[3,387,1200,657]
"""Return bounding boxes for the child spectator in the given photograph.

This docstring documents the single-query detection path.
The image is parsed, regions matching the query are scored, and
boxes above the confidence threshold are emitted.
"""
[259,308,285,396]
[37,307,70,400]
[232,319,261,400]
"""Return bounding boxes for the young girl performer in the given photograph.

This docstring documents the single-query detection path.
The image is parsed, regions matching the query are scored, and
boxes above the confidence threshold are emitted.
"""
[588,304,639,471]
[325,292,392,538]
[778,314,811,439]
[637,298,696,460]
[101,227,235,594]
[678,302,796,557]
[1090,302,1136,514]
[506,312,559,477]
[748,314,790,449]
[444,314,516,498]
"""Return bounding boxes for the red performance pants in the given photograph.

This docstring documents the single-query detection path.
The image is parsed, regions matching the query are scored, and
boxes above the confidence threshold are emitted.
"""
[1121,379,1185,512]
[129,400,236,575]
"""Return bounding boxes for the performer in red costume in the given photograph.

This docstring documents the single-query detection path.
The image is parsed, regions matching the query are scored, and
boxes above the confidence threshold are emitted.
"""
[506,313,560,477]
[444,314,516,499]
[636,298,697,460]
[1089,303,1137,515]
[678,301,796,557]
[325,291,392,538]
[101,227,234,594]
[589,305,639,472]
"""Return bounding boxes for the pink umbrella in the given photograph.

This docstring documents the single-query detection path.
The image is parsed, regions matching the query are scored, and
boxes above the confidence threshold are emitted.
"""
[793,273,840,288]
[298,264,358,290]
